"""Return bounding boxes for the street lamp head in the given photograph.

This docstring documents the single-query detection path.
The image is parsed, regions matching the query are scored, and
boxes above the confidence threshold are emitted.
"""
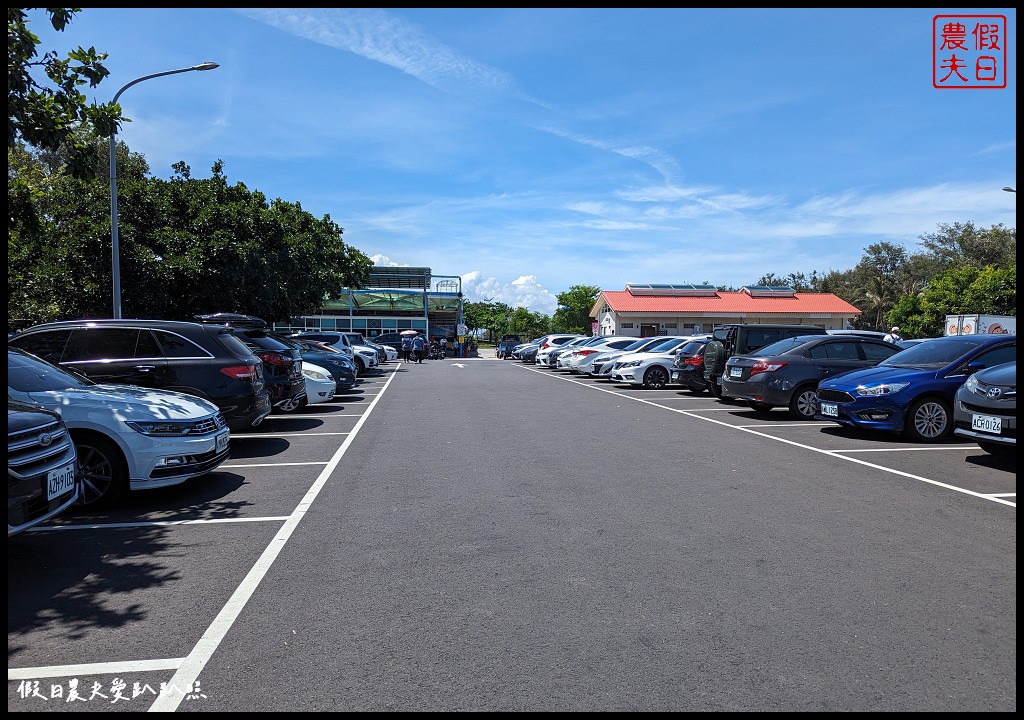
[194,62,220,71]
[1002,186,1016,193]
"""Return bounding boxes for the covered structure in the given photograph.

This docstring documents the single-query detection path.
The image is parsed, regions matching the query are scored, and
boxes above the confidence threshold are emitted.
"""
[274,267,464,341]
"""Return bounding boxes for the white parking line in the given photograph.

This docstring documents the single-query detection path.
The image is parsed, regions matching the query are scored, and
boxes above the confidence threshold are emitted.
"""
[9,658,184,680]
[736,422,835,428]
[148,366,400,711]
[232,432,351,438]
[523,364,1015,508]
[27,516,290,532]
[222,461,329,468]
[835,446,980,452]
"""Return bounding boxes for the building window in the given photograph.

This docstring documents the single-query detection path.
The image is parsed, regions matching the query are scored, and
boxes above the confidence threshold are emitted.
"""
[621,323,634,329]
[665,323,677,329]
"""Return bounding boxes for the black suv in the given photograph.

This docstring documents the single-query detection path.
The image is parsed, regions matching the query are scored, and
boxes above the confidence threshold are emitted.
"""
[703,324,828,398]
[194,314,306,414]
[8,319,272,431]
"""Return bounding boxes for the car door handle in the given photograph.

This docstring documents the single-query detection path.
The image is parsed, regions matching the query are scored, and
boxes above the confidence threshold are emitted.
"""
[133,365,157,373]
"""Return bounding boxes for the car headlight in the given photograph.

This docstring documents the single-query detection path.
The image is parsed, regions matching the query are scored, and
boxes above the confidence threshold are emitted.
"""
[303,368,331,381]
[620,360,642,368]
[126,420,209,436]
[854,382,910,397]
[963,374,979,392]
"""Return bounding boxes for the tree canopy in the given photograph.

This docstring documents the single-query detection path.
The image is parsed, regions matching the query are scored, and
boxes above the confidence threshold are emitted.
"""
[8,8,121,179]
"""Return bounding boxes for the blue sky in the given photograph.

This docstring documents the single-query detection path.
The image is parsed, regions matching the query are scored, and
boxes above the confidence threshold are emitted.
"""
[30,8,1016,315]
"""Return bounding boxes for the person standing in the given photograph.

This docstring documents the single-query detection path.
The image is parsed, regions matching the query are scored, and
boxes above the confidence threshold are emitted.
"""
[412,333,425,363]
[883,326,903,343]
[401,335,413,363]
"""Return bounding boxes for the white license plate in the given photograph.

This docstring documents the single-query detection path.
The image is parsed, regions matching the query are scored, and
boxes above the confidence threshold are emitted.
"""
[47,461,76,500]
[820,402,838,417]
[216,430,229,452]
[971,414,1002,434]
[729,367,742,378]
[671,371,680,381]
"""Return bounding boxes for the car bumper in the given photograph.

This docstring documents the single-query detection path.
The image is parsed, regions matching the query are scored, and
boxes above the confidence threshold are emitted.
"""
[127,433,231,490]
[814,397,906,433]
[220,392,272,431]
[721,377,793,406]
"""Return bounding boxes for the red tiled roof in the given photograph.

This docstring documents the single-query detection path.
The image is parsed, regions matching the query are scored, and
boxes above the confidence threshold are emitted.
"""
[600,290,861,315]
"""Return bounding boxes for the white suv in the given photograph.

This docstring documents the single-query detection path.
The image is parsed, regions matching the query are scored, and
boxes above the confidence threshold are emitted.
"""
[9,348,230,509]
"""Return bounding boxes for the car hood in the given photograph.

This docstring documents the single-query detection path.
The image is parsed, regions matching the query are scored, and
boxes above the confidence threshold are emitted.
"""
[19,384,219,419]
[819,365,936,390]
[972,362,1016,386]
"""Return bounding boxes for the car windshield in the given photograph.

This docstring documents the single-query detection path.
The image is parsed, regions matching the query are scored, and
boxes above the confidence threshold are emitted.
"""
[879,337,992,369]
[647,337,682,352]
[8,348,96,391]
[753,336,819,356]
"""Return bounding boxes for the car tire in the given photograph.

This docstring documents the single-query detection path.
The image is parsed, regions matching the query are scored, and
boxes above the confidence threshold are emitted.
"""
[643,366,669,389]
[788,385,819,420]
[355,358,366,376]
[903,396,952,442]
[72,433,128,510]
[747,401,773,413]
[707,380,723,398]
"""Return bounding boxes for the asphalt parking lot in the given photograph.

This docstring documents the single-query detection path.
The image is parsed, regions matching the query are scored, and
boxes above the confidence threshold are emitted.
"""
[8,355,1016,711]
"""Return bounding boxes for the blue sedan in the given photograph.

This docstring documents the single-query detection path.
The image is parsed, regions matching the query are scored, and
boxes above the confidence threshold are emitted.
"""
[814,334,1016,442]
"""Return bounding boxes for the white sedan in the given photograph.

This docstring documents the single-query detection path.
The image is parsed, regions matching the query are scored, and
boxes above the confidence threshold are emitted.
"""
[609,335,711,389]
[301,362,337,406]
[8,347,230,509]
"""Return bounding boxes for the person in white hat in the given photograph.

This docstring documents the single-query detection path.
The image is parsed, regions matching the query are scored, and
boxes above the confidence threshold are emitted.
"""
[883,326,903,343]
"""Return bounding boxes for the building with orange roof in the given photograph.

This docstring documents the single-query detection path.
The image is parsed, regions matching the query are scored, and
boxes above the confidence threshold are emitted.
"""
[590,284,861,337]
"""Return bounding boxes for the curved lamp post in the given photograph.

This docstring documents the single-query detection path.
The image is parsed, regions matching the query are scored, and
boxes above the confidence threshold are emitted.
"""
[1003,186,1016,193]
[109,62,219,318]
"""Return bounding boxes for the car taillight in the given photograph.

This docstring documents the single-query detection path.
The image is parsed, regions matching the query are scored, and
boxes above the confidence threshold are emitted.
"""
[221,365,258,380]
[684,356,703,366]
[257,351,291,366]
[749,360,788,377]
[578,349,598,356]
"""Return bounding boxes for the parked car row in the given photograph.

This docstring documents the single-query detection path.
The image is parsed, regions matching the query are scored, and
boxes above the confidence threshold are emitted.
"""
[8,315,391,521]
[516,328,1016,455]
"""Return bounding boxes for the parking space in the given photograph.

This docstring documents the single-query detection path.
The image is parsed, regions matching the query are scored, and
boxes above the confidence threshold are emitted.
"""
[8,366,400,711]
[9,356,1014,711]
[523,364,1016,508]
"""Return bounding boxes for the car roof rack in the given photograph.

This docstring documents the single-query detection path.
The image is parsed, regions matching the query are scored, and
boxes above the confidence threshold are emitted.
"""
[194,313,268,329]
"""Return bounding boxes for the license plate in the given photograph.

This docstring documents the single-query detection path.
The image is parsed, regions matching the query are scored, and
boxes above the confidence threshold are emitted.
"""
[671,371,680,381]
[216,430,229,452]
[47,461,76,500]
[729,367,742,378]
[820,402,838,417]
[971,414,1001,434]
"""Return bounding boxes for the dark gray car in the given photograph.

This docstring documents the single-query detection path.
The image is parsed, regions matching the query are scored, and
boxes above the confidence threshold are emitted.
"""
[953,360,1015,457]
[720,334,903,419]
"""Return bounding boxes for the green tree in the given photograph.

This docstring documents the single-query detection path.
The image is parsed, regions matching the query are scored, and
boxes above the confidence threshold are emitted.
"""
[8,8,122,179]
[891,265,1016,337]
[552,284,601,333]
[918,221,1017,271]
[8,143,372,322]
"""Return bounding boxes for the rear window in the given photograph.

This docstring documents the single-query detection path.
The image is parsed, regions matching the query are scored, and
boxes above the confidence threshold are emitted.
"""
[236,331,293,353]
[8,329,73,364]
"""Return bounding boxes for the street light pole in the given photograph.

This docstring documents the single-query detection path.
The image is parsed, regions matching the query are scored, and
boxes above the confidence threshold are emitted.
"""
[109,62,219,318]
